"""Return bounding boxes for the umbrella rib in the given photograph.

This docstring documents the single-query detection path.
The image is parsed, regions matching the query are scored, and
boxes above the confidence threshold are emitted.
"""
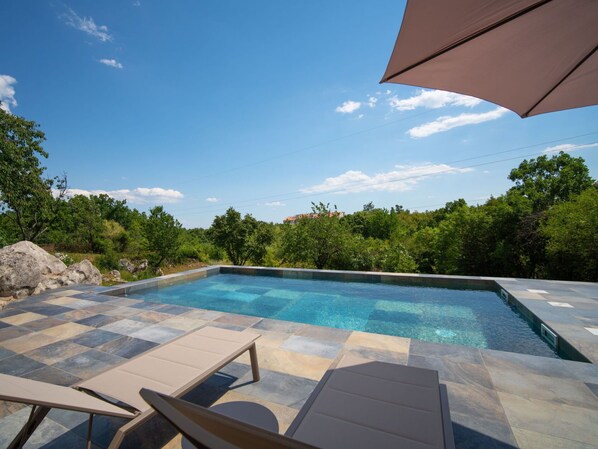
[523,44,598,117]
[380,0,552,83]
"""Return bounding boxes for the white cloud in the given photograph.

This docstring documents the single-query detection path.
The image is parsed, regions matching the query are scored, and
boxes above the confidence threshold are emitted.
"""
[0,75,17,112]
[335,100,361,114]
[408,107,508,138]
[63,187,184,204]
[264,201,285,207]
[99,58,123,69]
[542,142,598,154]
[63,8,113,42]
[133,1,141,6]
[300,163,472,194]
[367,96,378,108]
[389,89,481,111]
[205,197,220,203]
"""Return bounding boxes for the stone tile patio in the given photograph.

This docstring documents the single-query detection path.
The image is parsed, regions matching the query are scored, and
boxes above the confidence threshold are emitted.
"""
[0,272,597,449]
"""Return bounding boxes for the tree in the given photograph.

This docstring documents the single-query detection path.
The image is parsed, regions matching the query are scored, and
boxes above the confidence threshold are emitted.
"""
[280,202,352,269]
[343,207,398,240]
[0,108,67,241]
[208,207,274,266]
[508,151,594,211]
[144,206,182,266]
[68,195,106,252]
[542,187,598,281]
[433,205,496,276]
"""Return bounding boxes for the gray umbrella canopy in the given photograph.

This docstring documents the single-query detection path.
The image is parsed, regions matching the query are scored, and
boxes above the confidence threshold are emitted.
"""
[381,0,598,118]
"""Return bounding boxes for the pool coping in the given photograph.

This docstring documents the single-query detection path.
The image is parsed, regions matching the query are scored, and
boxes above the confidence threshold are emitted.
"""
[102,265,598,364]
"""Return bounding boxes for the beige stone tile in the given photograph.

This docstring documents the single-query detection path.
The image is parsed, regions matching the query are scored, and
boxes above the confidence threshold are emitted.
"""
[0,312,46,326]
[40,322,92,340]
[345,331,410,353]
[213,389,299,434]
[182,309,223,321]
[509,290,548,300]
[45,296,78,306]
[236,346,331,381]
[489,367,598,410]
[25,341,89,364]
[215,313,261,327]
[57,309,96,320]
[160,316,206,331]
[2,333,60,353]
[129,310,172,322]
[0,399,27,419]
[48,289,83,297]
[498,391,598,446]
[512,427,598,449]
[252,330,290,349]
[102,306,142,318]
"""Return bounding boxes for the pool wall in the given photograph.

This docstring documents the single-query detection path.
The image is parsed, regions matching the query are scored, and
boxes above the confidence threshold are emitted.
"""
[102,265,590,362]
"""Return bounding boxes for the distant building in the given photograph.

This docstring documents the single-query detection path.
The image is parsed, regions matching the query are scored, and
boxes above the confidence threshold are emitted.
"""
[283,211,345,224]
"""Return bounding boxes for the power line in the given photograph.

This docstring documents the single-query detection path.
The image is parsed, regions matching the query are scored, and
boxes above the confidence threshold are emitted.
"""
[175,109,437,186]
[176,136,598,217]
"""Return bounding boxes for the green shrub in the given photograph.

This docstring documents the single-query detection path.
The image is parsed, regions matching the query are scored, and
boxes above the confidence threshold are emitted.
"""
[96,251,120,271]
[177,243,202,262]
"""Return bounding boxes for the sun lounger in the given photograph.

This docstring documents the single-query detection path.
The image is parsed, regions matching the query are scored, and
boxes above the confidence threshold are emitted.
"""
[140,353,455,449]
[0,326,260,449]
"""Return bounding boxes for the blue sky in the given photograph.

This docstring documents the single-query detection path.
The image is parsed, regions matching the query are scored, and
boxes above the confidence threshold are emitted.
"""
[2,1,597,228]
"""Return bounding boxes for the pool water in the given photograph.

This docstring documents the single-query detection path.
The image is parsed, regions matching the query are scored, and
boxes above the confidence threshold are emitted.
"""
[125,273,559,358]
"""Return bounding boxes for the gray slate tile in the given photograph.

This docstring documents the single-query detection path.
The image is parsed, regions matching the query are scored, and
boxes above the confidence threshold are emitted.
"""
[53,349,125,379]
[76,314,120,328]
[0,354,45,376]
[69,329,123,348]
[23,365,81,386]
[281,335,342,359]
[96,336,158,359]
[24,340,88,365]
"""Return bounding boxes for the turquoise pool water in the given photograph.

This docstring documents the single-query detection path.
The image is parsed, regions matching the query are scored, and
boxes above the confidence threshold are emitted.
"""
[125,273,559,358]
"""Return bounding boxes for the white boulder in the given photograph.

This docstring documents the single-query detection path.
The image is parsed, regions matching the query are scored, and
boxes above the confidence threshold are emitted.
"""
[0,241,101,301]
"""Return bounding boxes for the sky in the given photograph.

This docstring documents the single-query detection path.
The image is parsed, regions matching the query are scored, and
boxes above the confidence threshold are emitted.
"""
[1,1,597,229]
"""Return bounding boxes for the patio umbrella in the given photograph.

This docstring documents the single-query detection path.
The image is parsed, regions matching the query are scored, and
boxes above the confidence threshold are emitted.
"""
[380,0,598,118]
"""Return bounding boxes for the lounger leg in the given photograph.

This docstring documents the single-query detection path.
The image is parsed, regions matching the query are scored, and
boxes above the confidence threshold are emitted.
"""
[7,405,50,449]
[249,343,260,382]
[86,414,94,449]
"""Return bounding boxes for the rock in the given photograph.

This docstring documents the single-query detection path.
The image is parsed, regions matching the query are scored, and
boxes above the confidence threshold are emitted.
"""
[119,258,136,273]
[102,270,123,284]
[0,241,101,301]
[0,241,66,297]
[136,259,149,272]
[119,258,148,274]
[61,260,102,285]
[33,260,102,295]
[155,268,164,276]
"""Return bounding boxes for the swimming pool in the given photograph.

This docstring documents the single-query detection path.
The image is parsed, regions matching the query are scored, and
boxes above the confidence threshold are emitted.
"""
[122,271,560,358]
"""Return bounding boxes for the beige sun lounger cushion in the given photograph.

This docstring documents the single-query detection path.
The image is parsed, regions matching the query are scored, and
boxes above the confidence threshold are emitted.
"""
[77,326,259,412]
[2,326,260,449]
[0,374,134,418]
[286,354,454,449]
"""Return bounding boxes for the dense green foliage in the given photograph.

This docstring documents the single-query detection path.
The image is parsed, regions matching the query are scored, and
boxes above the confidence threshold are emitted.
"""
[145,206,183,267]
[1,111,596,281]
[0,108,67,241]
[208,208,274,265]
